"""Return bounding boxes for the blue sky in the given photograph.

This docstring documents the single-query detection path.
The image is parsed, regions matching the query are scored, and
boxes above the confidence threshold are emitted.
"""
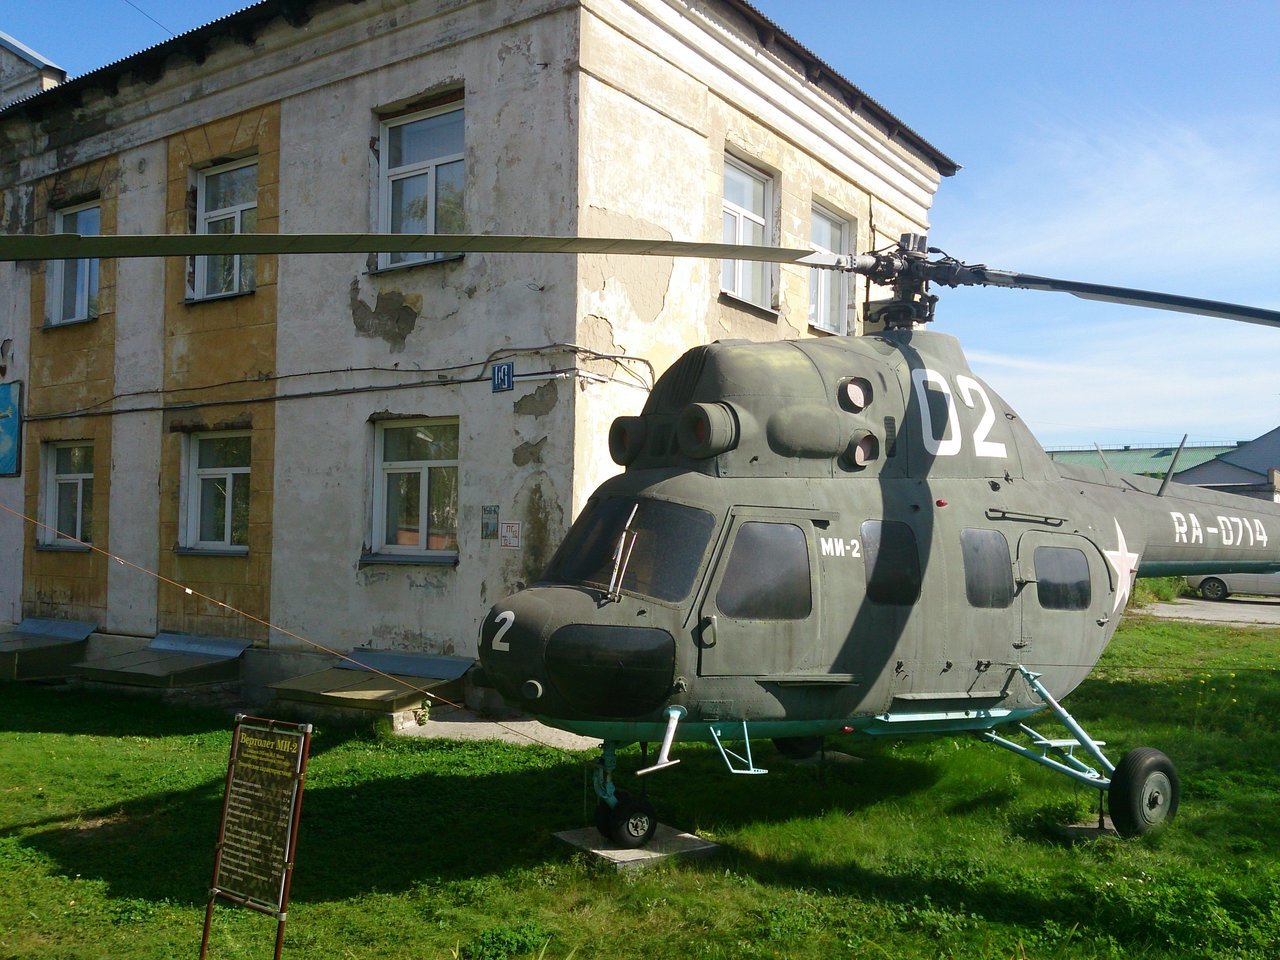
[6,0,1279,447]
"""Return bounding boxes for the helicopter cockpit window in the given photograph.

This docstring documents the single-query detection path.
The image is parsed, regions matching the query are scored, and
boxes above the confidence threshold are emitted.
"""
[861,519,922,605]
[1033,546,1091,610]
[715,521,812,620]
[544,497,715,603]
[961,529,1014,608]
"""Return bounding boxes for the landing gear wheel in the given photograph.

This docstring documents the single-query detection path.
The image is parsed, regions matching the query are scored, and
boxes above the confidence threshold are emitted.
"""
[1199,577,1229,601]
[1109,747,1180,836]
[773,736,824,760]
[604,790,658,848]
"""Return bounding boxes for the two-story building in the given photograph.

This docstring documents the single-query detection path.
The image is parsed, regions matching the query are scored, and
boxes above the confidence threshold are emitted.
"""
[0,0,954,692]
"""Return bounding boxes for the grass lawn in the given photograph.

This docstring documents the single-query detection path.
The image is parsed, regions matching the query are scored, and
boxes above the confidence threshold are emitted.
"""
[2,615,1279,959]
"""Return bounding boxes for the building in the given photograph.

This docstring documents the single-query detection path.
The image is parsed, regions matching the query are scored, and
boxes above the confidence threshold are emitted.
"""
[0,0,954,690]
[1172,427,1280,502]
[1046,441,1239,479]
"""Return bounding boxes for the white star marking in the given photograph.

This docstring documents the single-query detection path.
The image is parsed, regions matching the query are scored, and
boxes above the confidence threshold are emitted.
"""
[1103,519,1142,614]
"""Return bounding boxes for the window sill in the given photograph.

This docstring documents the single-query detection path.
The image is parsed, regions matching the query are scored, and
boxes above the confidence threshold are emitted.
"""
[368,252,464,276]
[174,546,250,557]
[42,315,99,331]
[359,552,458,568]
[184,289,255,306]
[718,290,779,319]
[36,541,92,553]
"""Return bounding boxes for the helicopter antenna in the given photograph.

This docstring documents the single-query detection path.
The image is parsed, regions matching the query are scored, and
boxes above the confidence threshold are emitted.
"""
[1157,434,1190,497]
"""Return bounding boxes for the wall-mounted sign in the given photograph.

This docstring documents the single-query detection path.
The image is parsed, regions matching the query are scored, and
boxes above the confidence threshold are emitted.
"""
[491,361,514,393]
[481,504,499,540]
[500,521,521,549]
[0,381,22,477]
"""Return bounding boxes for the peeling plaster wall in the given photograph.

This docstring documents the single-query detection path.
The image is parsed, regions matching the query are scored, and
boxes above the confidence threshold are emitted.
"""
[267,0,582,655]
[568,0,944,510]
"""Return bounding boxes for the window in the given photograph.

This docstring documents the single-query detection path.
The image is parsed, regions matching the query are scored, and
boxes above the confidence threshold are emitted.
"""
[378,104,465,269]
[373,418,459,558]
[1034,546,1091,610]
[185,432,251,550]
[194,158,257,299]
[716,521,812,620]
[809,206,849,334]
[861,519,922,605]
[42,442,93,545]
[721,157,772,307]
[545,497,715,602]
[961,529,1014,608]
[48,202,100,325]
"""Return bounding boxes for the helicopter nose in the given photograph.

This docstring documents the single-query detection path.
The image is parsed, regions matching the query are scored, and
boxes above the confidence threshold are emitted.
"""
[478,590,677,718]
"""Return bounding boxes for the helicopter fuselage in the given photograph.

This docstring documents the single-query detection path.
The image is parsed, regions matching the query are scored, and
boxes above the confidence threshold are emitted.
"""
[478,330,1280,746]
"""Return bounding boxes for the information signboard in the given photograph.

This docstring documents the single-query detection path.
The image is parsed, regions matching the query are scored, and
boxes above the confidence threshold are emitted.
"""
[201,717,312,960]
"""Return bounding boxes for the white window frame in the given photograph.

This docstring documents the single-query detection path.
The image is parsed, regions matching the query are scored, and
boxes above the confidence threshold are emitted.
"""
[721,156,773,308]
[183,431,251,552]
[41,441,93,545]
[809,204,851,335]
[48,201,101,325]
[377,103,466,270]
[371,417,460,559]
[193,157,257,300]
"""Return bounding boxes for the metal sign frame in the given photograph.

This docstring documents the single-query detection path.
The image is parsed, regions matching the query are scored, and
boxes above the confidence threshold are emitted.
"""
[200,715,313,960]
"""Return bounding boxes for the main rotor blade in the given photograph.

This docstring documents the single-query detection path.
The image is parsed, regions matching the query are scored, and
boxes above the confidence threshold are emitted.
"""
[965,266,1280,328]
[0,232,834,266]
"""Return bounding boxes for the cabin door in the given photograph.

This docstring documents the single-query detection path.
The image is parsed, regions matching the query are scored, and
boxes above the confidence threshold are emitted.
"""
[695,509,824,677]
[1014,531,1114,666]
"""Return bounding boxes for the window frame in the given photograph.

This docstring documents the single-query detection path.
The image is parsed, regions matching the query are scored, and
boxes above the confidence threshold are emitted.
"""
[47,200,101,326]
[377,102,466,271]
[193,157,258,300]
[41,440,94,546]
[370,417,460,561]
[809,204,850,335]
[182,431,252,553]
[721,156,773,308]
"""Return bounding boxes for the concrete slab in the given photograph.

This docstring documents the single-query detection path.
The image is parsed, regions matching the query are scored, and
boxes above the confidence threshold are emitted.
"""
[1144,597,1280,626]
[554,823,719,871]
[1055,815,1119,842]
[400,706,598,750]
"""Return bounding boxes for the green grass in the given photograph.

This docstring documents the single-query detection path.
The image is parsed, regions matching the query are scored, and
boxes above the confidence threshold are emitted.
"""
[2,616,1279,959]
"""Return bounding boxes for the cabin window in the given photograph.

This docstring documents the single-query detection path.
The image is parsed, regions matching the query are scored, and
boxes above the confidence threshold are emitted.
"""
[378,103,465,270]
[545,497,714,603]
[1034,546,1091,610]
[372,418,459,559]
[193,158,257,299]
[47,201,100,325]
[721,156,772,307]
[716,521,812,620]
[961,528,1014,608]
[861,519,921,605]
[41,441,94,545]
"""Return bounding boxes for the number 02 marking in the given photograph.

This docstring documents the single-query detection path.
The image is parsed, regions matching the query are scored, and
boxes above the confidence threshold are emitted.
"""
[491,610,515,651]
[912,368,1008,459]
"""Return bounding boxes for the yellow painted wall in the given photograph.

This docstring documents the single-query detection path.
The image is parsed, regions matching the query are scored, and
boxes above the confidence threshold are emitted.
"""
[155,104,279,642]
[21,158,119,624]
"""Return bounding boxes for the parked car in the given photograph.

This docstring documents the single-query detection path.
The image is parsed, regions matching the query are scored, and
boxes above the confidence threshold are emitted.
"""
[1186,571,1280,601]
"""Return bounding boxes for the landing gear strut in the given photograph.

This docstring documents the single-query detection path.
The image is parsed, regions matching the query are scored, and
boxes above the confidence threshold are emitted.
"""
[592,741,658,848]
[982,666,1180,836]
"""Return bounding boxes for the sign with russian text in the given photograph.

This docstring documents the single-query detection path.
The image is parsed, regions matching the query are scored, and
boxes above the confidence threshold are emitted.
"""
[202,718,311,960]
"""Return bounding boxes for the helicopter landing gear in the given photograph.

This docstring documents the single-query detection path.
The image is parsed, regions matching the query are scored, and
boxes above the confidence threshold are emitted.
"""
[1108,747,1179,835]
[981,666,1180,837]
[592,741,659,848]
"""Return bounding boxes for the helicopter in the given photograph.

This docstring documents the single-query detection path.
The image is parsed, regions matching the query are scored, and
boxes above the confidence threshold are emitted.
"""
[4,229,1280,848]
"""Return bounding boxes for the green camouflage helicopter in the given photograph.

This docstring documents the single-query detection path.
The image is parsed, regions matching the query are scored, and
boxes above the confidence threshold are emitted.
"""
[5,230,1279,848]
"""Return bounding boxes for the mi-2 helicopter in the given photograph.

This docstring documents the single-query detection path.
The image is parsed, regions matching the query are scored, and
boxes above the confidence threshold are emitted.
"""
[474,232,1280,847]
[4,229,1279,848]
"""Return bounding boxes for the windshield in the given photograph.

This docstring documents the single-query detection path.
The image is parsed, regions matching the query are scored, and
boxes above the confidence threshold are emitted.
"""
[544,497,717,603]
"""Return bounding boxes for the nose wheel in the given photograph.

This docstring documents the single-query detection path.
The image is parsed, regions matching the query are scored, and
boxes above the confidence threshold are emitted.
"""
[595,789,658,848]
